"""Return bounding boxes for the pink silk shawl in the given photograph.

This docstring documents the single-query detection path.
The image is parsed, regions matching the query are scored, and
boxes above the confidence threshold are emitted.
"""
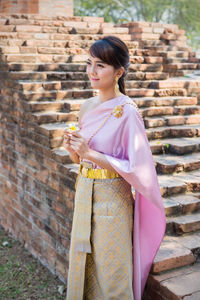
[79,95,166,300]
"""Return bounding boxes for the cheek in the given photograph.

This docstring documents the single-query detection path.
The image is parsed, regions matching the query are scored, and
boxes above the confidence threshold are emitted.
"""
[100,69,114,80]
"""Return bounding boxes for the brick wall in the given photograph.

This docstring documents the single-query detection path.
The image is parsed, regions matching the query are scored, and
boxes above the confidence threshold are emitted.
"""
[0,71,77,281]
[0,0,73,16]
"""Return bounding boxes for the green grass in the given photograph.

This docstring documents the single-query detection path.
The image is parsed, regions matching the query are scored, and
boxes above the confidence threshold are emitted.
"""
[0,226,66,300]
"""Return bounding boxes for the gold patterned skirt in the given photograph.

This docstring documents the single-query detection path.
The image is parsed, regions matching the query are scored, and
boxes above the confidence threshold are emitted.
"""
[66,172,134,300]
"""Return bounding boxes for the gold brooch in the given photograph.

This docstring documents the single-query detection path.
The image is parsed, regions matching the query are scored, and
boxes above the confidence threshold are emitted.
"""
[112,105,123,118]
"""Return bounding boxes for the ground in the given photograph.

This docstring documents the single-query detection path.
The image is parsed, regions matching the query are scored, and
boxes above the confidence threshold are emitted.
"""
[0,225,66,300]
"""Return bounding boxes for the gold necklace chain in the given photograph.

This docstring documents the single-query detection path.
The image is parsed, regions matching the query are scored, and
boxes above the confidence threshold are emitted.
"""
[87,110,114,145]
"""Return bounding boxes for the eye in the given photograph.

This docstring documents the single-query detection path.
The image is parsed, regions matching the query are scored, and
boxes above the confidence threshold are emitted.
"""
[86,61,91,65]
[97,64,104,68]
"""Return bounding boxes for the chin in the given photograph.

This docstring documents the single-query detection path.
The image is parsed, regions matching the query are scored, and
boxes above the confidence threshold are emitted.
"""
[91,82,101,88]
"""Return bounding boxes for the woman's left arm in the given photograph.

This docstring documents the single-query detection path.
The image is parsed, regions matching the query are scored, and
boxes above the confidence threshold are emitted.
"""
[68,131,117,173]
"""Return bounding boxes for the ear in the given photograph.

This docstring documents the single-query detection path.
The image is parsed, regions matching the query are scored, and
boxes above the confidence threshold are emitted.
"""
[116,66,125,78]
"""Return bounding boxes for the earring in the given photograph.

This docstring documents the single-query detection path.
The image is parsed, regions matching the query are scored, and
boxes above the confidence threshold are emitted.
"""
[115,75,120,94]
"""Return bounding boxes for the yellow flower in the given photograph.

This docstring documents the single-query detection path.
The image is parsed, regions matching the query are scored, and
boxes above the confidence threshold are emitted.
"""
[69,125,77,131]
[112,105,123,118]
[65,123,79,132]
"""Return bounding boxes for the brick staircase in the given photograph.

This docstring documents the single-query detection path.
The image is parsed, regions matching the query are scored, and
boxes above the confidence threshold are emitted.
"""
[0,14,200,299]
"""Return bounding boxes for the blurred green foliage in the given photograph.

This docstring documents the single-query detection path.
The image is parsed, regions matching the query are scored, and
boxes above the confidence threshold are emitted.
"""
[74,0,200,49]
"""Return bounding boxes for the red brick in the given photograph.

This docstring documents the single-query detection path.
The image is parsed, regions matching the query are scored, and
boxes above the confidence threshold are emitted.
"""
[152,238,194,273]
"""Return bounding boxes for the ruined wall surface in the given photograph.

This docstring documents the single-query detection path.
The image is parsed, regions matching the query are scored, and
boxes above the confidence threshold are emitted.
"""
[0,0,73,16]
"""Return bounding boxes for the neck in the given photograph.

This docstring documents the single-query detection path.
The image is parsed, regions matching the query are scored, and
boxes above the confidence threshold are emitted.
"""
[98,89,123,103]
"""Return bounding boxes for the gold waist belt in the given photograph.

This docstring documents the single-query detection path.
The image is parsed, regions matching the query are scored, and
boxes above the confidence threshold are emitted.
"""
[79,161,121,179]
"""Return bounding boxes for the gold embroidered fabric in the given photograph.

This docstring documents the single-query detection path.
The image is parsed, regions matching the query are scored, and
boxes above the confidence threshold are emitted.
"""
[66,174,134,300]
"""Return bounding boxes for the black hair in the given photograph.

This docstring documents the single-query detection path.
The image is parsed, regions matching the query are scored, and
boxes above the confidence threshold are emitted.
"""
[88,36,130,95]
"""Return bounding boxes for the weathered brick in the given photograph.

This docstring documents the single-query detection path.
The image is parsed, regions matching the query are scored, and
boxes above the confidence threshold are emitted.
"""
[152,238,194,273]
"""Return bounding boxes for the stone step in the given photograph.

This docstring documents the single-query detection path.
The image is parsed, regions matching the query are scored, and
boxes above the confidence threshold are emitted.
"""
[20,88,188,102]
[164,193,200,217]
[28,98,199,116]
[35,123,79,150]
[146,45,192,52]
[0,14,104,22]
[129,72,169,81]
[131,88,187,98]
[52,147,73,164]
[158,169,200,197]
[167,212,200,235]
[146,124,200,140]
[154,152,200,175]
[165,63,199,71]
[129,48,160,57]
[1,52,166,65]
[168,40,187,48]
[168,70,199,77]
[141,106,200,117]
[31,108,199,126]
[2,24,103,35]
[2,53,87,63]
[0,38,139,49]
[144,114,200,128]
[188,57,200,64]
[12,80,90,91]
[28,99,85,113]
[147,262,200,300]
[2,45,164,57]
[130,32,161,40]
[22,89,96,102]
[36,122,78,139]
[32,111,79,124]
[161,33,187,41]
[150,137,200,155]
[175,170,200,194]
[0,45,88,55]
[130,56,163,64]
[151,235,195,274]
[166,57,191,64]
[13,79,183,91]
[6,62,165,73]
[11,79,188,91]
[19,95,198,112]
[134,96,198,108]
[150,78,200,89]
[7,63,87,72]
[9,71,169,81]
[157,51,190,58]
[129,63,163,72]
[1,22,127,35]
[141,40,169,47]
[0,31,132,41]
[0,21,103,31]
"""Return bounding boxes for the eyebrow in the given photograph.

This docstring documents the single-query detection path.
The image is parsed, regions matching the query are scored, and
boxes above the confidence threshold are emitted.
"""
[86,58,105,63]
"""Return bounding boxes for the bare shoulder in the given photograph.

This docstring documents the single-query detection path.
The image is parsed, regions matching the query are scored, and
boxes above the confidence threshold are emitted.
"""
[78,96,98,125]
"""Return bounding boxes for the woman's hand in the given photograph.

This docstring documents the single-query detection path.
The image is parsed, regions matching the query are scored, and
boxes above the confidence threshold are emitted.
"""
[64,130,76,154]
[63,130,80,164]
[67,131,90,160]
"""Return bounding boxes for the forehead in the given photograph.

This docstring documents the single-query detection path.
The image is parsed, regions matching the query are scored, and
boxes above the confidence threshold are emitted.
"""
[87,55,106,63]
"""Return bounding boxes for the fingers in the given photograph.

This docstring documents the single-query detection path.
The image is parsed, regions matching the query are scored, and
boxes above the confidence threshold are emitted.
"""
[70,131,81,138]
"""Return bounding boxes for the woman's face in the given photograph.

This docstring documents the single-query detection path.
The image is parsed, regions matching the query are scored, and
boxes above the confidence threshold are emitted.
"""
[86,54,119,91]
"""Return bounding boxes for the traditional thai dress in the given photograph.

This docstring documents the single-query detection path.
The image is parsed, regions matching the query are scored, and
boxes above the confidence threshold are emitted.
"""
[66,95,166,300]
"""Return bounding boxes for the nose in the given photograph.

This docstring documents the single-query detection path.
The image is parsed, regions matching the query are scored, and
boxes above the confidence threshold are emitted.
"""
[88,64,97,75]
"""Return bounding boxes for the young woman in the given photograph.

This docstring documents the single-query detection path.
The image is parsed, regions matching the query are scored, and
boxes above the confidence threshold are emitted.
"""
[64,36,166,300]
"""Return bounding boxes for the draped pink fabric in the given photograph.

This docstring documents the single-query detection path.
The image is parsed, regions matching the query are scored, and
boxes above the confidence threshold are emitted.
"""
[79,95,166,300]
